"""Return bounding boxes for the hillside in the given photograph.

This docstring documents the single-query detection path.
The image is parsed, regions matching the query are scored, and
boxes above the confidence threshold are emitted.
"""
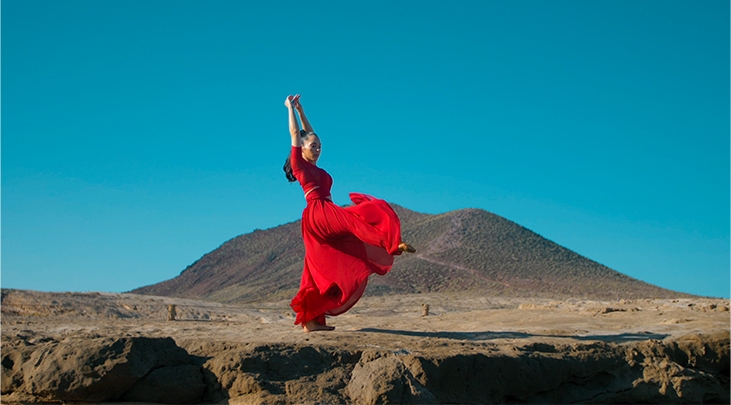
[131,206,691,303]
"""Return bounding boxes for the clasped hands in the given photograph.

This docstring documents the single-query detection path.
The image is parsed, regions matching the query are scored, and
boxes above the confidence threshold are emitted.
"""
[284,94,303,110]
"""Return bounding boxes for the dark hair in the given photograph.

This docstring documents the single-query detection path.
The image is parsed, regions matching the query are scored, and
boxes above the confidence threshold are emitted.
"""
[284,157,297,182]
[283,130,317,182]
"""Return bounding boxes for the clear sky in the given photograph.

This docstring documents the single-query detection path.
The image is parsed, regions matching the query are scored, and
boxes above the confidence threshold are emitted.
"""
[2,0,729,298]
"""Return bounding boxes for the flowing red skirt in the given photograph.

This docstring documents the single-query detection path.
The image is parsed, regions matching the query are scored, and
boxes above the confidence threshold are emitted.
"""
[290,193,402,325]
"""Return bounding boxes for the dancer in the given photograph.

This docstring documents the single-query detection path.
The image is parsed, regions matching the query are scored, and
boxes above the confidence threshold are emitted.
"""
[284,94,415,332]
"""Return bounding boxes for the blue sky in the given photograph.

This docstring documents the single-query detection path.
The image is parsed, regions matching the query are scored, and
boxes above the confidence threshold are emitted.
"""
[2,0,729,298]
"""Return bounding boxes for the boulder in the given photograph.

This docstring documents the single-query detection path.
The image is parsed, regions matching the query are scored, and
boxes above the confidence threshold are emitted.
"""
[347,353,437,405]
[2,336,203,404]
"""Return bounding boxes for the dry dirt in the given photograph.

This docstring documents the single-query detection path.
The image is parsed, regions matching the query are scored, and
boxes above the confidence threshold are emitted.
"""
[2,289,729,404]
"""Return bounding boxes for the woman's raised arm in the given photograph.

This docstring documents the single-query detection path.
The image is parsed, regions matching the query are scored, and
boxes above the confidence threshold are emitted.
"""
[285,96,302,147]
[293,95,314,134]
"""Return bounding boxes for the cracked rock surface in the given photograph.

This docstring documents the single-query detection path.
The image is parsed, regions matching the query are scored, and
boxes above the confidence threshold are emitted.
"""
[2,290,729,404]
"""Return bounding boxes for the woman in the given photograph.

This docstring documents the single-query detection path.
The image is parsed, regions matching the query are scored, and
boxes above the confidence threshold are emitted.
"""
[284,94,415,332]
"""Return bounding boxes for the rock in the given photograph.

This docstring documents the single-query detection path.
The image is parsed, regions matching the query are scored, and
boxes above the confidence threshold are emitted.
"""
[1,344,35,394]
[198,342,360,404]
[627,332,730,404]
[599,307,626,314]
[347,355,437,405]
[1,336,202,403]
[122,364,205,404]
[4,331,729,404]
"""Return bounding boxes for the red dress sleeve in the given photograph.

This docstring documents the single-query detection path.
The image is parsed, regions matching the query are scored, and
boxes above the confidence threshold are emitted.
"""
[290,146,305,173]
[291,146,319,194]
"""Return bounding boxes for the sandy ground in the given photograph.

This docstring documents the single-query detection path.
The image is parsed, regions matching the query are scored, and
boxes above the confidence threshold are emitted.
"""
[3,291,728,354]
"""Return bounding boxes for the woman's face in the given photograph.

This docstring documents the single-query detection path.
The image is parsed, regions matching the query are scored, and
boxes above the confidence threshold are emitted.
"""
[301,134,321,164]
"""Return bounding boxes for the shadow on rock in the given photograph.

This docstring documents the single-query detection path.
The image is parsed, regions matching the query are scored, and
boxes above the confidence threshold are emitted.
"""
[356,328,669,342]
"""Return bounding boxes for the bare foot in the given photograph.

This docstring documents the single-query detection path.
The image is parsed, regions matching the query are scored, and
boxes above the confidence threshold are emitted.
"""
[303,320,335,333]
[398,242,416,253]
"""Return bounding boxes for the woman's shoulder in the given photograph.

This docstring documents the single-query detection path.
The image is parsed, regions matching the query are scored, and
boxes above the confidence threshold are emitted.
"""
[291,145,303,159]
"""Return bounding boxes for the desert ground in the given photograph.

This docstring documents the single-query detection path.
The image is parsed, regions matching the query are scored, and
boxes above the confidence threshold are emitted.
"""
[2,290,729,404]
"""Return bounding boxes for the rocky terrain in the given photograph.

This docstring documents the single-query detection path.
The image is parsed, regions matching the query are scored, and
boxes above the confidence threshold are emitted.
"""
[2,289,729,404]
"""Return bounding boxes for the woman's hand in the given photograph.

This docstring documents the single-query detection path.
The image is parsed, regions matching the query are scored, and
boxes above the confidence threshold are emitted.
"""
[291,94,313,133]
[284,95,295,109]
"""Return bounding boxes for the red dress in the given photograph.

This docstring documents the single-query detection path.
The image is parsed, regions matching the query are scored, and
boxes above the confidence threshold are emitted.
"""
[289,146,403,325]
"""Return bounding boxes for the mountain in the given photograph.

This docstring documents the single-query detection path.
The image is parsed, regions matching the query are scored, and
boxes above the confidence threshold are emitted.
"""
[130,206,691,303]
